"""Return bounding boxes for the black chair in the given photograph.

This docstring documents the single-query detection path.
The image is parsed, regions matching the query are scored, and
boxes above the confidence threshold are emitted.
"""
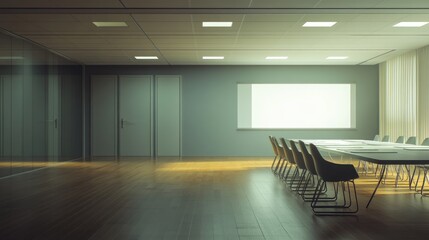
[298,140,332,201]
[309,144,359,215]
[269,136,285,175]
[271,137,286,176]
[289,140,309,192]
[279,138,296,181]
[269,136,280,172]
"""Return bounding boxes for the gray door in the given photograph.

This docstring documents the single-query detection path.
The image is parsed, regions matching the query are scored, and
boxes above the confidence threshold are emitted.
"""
[91,75,118,157]
[119,75,152,157]
[47,71,61,161]
[32,72,48,163]
[156,75,181,156]
[1,75,12,177]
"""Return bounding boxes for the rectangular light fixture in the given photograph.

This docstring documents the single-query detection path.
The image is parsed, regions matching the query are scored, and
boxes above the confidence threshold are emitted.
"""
[303,22,337,27]
[202,22,233,27]
[326,56,348,60]
[93,22,128,27]
[135,56,158,60]
[394,22,429,27]
[265,56,288,60]
[202,56,224,60]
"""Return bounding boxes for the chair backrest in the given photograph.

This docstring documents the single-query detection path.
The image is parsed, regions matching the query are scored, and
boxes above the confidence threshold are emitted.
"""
[382,135,390,142]
[309,143,329,179]
[280,138,295,164]
[269,136,278,155]
[289,140,307,170]
[373,135,380,141]
[405,136,417,145]
[309,143,359,182]
[421,138,429,146]
[298,140,317,175]
[395,136,404,143]
[272,137,284,159]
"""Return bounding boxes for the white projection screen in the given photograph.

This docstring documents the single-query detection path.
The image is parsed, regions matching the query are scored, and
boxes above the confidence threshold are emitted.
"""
[237,83,356,129]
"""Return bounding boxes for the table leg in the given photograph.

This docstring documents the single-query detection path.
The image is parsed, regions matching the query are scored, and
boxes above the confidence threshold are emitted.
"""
[366,165,386,208]
[405,165,413,190]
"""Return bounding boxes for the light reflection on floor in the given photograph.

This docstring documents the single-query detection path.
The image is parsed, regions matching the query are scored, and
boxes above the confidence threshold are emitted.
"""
[0,157,428,196]
[156,160,272,172]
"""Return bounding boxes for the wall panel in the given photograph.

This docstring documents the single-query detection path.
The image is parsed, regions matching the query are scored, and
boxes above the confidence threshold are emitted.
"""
[86,65,379,156]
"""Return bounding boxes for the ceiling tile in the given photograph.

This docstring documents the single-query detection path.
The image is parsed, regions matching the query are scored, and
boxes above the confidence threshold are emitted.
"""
[315,0,384,8]
[71,14,134,22]
[249,0,320,8]
[376,0,429,8]
[138,22,194,34]
[132,14,192,22]
[239,22,295,34]
[0,21,48,33]
[244,14,305,22]
[191,14,245,22]
[300,14,358,22]
[0,14,77,22]
[352,14,409,22]
[189,0,252,8]
[0,0,124,8]
[121,0,189,8]
[150,36,196,49]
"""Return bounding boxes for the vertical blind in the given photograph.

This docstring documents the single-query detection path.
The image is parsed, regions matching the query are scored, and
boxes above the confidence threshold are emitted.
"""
[379,46,429,144]
[417,46,429,143]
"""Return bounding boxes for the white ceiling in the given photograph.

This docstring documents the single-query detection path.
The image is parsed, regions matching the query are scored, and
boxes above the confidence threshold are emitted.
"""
[1,0,429,65]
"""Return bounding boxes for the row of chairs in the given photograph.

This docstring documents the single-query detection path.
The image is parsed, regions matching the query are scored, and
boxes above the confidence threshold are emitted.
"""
[360,135,415,181]
[370,135,429,195]
[269,136,359,215]
[373,134,418,144]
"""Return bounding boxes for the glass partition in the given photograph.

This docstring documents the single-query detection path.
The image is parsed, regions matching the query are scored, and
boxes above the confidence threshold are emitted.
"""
[0,31,82,178]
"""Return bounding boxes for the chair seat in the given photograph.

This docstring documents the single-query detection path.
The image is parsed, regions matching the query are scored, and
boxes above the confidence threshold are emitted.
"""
[322,163,359,182]
[309,144,359,182]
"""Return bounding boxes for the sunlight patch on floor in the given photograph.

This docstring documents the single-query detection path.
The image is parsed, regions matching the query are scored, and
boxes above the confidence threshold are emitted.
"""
[156,160,272,172]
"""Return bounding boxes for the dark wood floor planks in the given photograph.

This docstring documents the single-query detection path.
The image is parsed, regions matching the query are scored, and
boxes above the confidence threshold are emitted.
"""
[0,157,429,240]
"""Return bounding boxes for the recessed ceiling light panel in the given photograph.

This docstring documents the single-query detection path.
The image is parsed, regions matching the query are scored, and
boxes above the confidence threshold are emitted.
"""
[326,56,348,60]
[394,22,428,27]
[202,56,224,60]
[135,56,158,60]
[93,22,128,27]
[303,22,337,27]
[202,22,233,27]
[265,56,288,60]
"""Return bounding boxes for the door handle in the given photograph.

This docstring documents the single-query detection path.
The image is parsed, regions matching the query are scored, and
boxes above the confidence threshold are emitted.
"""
[121,118,124,128]
[54,119,58,129]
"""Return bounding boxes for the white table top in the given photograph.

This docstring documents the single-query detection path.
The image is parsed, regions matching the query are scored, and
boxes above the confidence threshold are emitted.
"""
[297,139,429,164]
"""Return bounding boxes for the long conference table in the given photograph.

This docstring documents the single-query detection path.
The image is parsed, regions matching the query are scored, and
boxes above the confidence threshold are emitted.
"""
[299,139,429,208]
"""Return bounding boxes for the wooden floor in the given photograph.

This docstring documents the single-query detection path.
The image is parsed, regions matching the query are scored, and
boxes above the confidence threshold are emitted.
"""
[1,157,429,240]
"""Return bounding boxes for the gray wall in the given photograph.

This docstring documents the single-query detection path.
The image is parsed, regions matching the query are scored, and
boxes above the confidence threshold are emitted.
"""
[86,65,379,157]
